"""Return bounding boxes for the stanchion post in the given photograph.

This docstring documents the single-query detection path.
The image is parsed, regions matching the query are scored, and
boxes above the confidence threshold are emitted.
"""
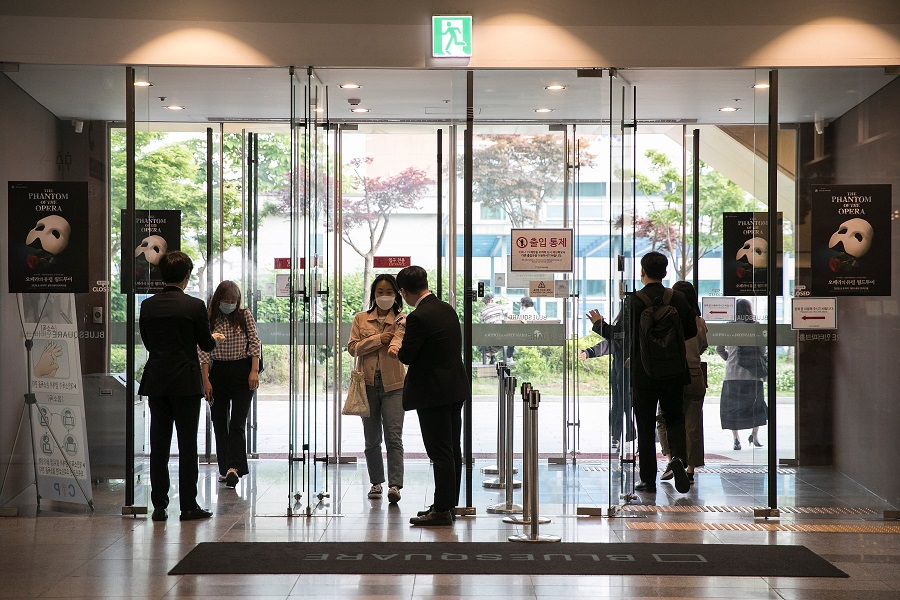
[482,361,504,478]
[509,389,559,543]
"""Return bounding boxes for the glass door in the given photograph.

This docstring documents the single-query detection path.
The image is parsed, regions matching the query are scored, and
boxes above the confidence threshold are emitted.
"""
[288,68,337,516]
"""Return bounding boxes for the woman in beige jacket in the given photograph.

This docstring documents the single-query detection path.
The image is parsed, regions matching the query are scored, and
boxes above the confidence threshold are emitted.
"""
[348,274,407,503]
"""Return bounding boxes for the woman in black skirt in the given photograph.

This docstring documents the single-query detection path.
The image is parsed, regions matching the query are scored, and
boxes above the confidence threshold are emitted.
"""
[716,299,767,450]
[199,280,261,488]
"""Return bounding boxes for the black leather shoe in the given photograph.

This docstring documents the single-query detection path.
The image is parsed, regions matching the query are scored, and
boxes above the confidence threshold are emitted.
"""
[409,509,454,526]
[225,469,239,488]
[668,458,690,493]
[180,507,213,521]
[151,508,167,521]
[417,505,456,521]
[635,481,656,493]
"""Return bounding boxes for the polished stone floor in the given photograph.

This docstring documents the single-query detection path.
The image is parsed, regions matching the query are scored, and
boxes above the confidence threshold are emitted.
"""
[1,458,898,599]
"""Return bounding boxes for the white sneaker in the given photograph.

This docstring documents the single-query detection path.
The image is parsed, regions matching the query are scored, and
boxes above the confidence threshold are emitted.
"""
[387,485,401,503]
[367,484,383,499]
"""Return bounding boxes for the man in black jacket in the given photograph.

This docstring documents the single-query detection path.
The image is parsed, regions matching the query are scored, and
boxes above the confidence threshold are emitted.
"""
[139,251,223,522]
[589,251,697,494]
[395,266,470,526]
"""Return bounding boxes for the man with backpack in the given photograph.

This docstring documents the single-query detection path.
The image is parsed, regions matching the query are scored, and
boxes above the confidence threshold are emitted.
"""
[588,251,697,494]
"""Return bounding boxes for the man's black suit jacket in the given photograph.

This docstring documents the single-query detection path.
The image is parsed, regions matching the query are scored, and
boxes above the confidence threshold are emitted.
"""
[138,286,217,397]
[397,294,470,411]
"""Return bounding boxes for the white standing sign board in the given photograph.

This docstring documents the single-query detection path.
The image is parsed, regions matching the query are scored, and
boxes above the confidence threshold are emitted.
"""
[20,294,93,507]
[792,298,837,329]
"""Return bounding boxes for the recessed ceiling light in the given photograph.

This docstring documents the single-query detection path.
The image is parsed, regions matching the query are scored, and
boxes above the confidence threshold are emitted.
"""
[350,107,370,113]
[134,81,153,87]
[545,85,566,90]
[752,83,770,89]
[340,83,362,89]
[534,108,554,113]
[719,106,740,112]
[163,105,186,111]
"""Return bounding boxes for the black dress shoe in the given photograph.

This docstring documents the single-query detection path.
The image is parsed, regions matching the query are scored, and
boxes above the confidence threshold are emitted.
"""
[180,507,213,521]
[417,505,456,520]
[409,509,454,526]
[635,481,656,493]
[151,508,167,521]
[668,458,691,493]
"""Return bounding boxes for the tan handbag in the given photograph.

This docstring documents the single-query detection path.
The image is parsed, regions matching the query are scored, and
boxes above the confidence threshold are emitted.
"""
[341,356,370,417]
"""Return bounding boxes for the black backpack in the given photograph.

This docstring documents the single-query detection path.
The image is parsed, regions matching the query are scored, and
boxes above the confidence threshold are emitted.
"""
[634,288,686,380]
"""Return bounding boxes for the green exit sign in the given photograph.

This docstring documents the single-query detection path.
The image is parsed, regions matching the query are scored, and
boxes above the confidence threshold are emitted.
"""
[432,16,472,58]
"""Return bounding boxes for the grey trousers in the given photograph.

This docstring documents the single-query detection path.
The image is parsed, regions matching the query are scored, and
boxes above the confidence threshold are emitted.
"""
[362,371,405,487]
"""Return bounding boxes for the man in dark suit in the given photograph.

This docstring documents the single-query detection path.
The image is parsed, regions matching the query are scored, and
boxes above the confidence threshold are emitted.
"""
[588,251,697,494]
[394,266,470,526]
[138,251,223,522]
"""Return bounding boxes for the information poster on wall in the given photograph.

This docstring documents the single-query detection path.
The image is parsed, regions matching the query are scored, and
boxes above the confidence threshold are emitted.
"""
[121,210,182,294]
[7,181,89,293]
[19,294,93,507]
[510,228,573,272]
[810,184,891,296]
[722,212,782,296]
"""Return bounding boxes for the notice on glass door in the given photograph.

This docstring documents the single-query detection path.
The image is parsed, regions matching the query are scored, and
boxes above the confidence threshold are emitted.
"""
[721,212,782,296]
[122,209,182,294]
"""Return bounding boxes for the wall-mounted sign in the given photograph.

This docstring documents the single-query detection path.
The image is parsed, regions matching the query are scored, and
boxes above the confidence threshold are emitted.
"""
[432,16,472,58]
[792,298,837,330]
[510,228,574,273]
[274,257,290,269]
[8,181,89,293]
[121,209,181,294]
[810,184,891,296]
[722,212,783,296]
[373,256,411,269]
[554,279,570,298]
[702,297,736,322]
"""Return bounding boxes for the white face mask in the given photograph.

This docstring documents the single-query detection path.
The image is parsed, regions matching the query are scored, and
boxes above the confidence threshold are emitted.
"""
[375,295,395,311]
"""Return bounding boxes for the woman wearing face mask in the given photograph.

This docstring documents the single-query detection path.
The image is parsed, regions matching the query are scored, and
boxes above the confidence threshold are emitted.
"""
[199,280,261,489]
[347,274,406,503]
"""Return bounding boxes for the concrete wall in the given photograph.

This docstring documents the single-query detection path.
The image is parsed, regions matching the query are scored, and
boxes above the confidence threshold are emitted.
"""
[829,78,900,508]
[1,1,899,68]
[0,74,62,508]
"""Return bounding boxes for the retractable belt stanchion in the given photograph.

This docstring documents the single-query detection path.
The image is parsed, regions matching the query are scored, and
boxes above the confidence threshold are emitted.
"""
[504,382,548,525]
[484,363,521,489]
[509,389,559,543]
[488,371,522,514]
[481,362,504,477]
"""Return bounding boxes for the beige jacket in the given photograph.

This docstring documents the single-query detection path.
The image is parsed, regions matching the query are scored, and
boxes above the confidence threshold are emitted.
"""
[347,309,406,392]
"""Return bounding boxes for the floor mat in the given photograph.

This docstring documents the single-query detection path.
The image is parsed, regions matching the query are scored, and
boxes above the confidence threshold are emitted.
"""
[169,541,847,577]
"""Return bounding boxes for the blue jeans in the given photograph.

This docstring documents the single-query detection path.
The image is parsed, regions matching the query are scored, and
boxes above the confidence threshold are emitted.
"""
[362,371,405,487]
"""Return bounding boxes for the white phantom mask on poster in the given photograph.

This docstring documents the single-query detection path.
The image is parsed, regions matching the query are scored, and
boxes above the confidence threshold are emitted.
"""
[828,218,873,258]
[736,237,768,268]
[135,235,168,265]
[25,215,71,255]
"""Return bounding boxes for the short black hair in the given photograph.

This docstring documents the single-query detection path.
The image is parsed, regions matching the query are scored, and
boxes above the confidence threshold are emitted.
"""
[483,292,494,304]
[396,265,428,294]
[520,296,534,308]
[159,251,193,284]
[640,251,668,281]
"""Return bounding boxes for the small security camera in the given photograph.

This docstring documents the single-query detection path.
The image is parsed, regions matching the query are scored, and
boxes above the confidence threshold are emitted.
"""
[348,98,361,106]
[72,119,84,134]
